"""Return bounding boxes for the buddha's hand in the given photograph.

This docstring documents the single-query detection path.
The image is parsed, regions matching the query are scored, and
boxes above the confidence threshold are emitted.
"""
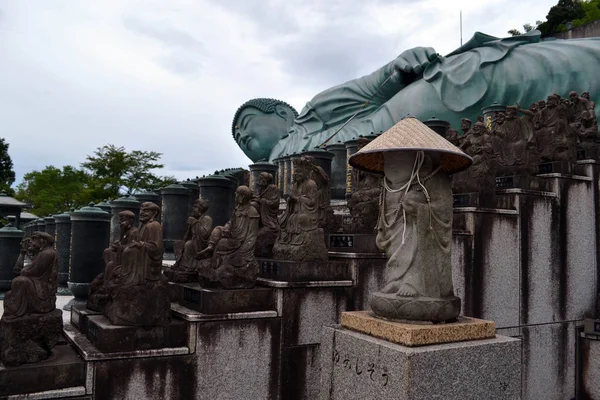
[394,47,439,76]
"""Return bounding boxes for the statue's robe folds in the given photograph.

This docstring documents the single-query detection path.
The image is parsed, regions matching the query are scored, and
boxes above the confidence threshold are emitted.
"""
[269,31,600,160]
[277,179,320,246]
[178,215,212,270]
[103,227,139,282]
[492,117,537,173]
[213,203,260,267]
[3,248,58,318]
[118,220,164,285]
[258,184,280,232]
[375,173,454,300]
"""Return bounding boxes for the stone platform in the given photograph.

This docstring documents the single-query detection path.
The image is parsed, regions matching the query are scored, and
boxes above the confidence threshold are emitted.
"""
[320,325,521,400]
[341,311,495,346]
[258,258,350,282]
[71,303,102,334]
[0,344,86,396]
[163,266,197,283]
[327,233,382,254]
[86,315,187,353]
[178,283,275,314]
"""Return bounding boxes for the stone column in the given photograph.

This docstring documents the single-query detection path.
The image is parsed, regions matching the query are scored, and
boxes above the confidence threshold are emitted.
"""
[68,205,110,299]
[94,200,112,214]
[197,175,236,228]
[54,210,72,286]
[424,117,451,137]
[180,179,200,216]
[249,161,279,195]
[0,225,24,290]
[326,142,347,200]
[481,103,507,131]
[109,197,140,243]
[44,216,56,244]
[275,157,285,195]
[345,138,359,199]
[134,190,162,222]
[160,183,190,255]
[35,218,46,233]
[284,155,294,196]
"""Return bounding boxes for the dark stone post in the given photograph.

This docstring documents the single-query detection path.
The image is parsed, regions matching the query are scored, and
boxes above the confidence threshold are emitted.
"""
[284,155,294,196]
[249,161,279,195]
[345,138,359,199]
[423,117,451,137]
[94,200,112,214]
[160,183,190,256]
[44,216,56,245]
[180,179,200,216]
[325,142,347,200]
[274,157,285,195]
[68,205,110,299]
[35,218,46,233]
[0,226,24,290]
[54,210,72,286]
[197,175,237,228]
[109,197,140,243]
[134,190,162,222]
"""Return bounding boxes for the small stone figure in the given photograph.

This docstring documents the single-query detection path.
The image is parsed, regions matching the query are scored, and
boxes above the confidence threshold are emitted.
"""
[172,199,212,272]
[446,127,460,147]
[349,118,470,322]
[254,173,280,257]
[104,202,171,327]
[0,232,62,366]
[492,105,538,175]
[87,211,139,311]
[460,118,472,136]
[272,156,328,261]
[453,121,496,195]
[538,94,575,161]
[347,138,382,233]
[197,186,260,289]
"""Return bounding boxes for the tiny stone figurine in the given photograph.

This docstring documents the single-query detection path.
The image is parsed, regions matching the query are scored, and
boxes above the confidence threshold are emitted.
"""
[254,172,280,257]
[272,156,328,261]
[347,138,382,233]
[87,210,139,311]
[349,117,471,322]
[196,186,260,289]
[104,202,171,327]
[0,232,62,366]
[172,199,212,272]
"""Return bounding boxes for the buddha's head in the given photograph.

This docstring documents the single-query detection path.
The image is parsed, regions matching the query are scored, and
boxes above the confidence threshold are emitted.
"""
[232,98,298,162]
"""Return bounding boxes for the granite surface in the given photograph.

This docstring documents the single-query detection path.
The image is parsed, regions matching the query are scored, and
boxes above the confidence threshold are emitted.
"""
[582,336,600,400]
[341,311,495,346]
[320,325,521,400]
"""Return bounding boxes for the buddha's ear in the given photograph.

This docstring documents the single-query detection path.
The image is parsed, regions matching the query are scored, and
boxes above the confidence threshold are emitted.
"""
[275,104,294,121]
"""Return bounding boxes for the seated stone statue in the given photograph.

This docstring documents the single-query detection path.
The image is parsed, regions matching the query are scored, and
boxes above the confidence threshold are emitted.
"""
[231,31,600,163]
[453,121,496,196]
[87,210,139,311]
[491,105,538,175]
[347,138,382,233]
[197,186,260,289]
[272,156,328,261]
[349,118,470,322]
[0,232,62,366]
[254,172,280,257]
[104,202,171,327]
[172,199,212,272]
[535,94,575,162]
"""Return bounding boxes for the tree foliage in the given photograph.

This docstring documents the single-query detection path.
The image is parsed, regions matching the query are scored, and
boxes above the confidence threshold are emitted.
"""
[0,138,15,195]
[537,0,587,34]
[572,0,600,27]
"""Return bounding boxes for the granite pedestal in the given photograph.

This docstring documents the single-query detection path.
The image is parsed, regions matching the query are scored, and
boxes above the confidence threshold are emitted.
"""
[259,258,350,282]
[320,325,521,400]
[70,303,102,334]
[178,283,276,314]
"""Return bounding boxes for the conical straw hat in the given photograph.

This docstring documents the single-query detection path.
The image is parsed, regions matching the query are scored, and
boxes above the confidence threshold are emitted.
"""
[348,117,472,174]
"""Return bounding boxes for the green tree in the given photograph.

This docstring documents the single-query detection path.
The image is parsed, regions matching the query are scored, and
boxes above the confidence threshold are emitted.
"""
[15,166,93,216]
[81,144,177,198]
[537,0,586,34]
[572,0,600,27]
[508,21,544,36]
[0,138,15,195]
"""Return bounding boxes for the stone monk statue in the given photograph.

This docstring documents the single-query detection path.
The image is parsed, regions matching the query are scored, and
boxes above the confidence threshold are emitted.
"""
[232,31,600,162]
[254,172,280,257]
[1,232,62,366]
[349,118,471,322]
[197,185,261,289]
[173,198,212,271]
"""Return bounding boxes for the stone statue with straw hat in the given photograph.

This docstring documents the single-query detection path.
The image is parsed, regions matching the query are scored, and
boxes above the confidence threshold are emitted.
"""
[349,117,472,322]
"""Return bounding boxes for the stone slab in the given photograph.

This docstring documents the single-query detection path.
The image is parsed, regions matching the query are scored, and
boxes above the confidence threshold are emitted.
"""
[281,344,321,400]
[0,344,85,396]
[341,311,495,347]
[258,258,350,282]
[581,335,600,400]
[320,325,521,400]
[326,233,381,254]
[179,283,275,314]
[171,302,278,322]
[70,304,102,334]
[86,315,187,353]
[163,267,197,283]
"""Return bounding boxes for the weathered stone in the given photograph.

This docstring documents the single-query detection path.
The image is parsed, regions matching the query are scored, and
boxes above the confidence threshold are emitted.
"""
[327,233,381,254]
[0,225,23,290]
[197,175,237,228]
[258,259,350,282]
[53,210,72,285]
[179,283,275,314]
[109,196,140,243]
[70,303,102,334]
[105,279,172,327]
[281,344,321,400]
[254,172,280,258]
[581,335,600,400]
[160,184,189,256]
[326,142,348,200]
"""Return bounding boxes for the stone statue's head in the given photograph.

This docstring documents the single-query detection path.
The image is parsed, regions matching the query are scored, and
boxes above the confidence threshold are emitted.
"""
[140,202,160,223]
[460,118,472,131]
[292,156,315,184]
[505,106,517,119]
[193,198,209,216]
[235,185,253,204]
[538,99,546,109]
[258,172,273,188]
[232,98,298,162]
[530,102,538,112]
[118,210,135,231]
[569,91,579,102]
[582,92,591,100]
[472,121,486,136]
[547,94,559,108]
[31,231,53,250]
[494,112,505,125]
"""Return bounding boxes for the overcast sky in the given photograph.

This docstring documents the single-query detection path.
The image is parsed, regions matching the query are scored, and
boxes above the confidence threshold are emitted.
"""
[0,0,558,186]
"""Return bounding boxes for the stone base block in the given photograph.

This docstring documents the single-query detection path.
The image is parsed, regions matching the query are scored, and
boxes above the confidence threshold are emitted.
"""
[281,344,321,400]
[320,325,521,400]
[164,267,197,283]
[0,344,86,396]
[104,281,172,327]
[180,283,275,314]
[259,258,350,282]
[86,315,187,353]
[0,309,63,366]
[70,304,102,334]
[327,234,381,254]
[581,335,600,400]
[341,311,495,347]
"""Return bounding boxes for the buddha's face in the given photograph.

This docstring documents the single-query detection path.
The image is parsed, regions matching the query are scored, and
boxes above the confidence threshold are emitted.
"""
[234,106,295,162]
